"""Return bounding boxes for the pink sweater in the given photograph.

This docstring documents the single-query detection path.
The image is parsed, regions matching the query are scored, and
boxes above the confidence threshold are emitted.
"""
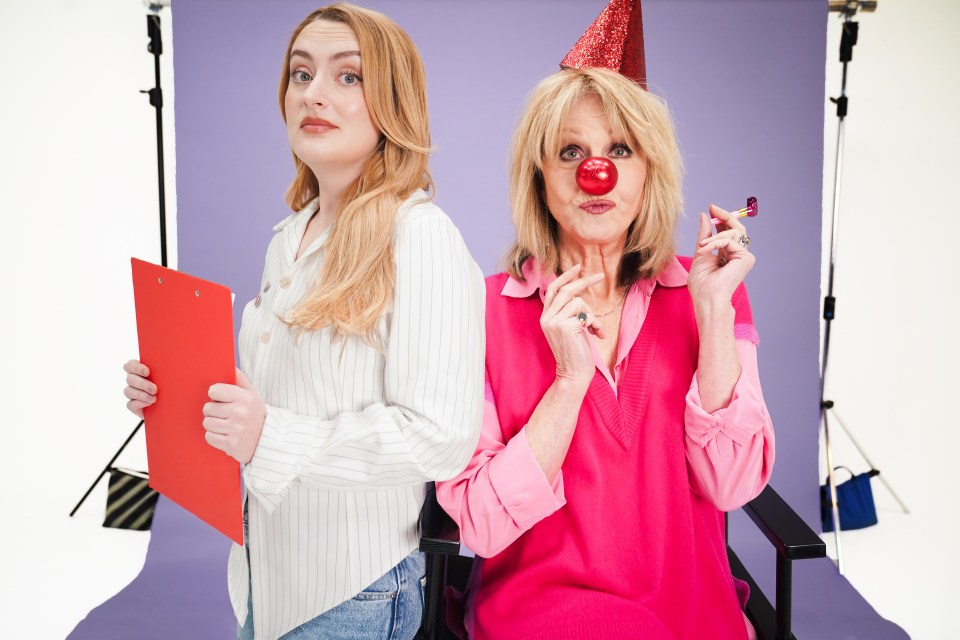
[436,257,774,640]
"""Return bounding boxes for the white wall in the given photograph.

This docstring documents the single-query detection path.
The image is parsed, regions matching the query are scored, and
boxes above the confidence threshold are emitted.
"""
[0,0,176,636]
[820,0,960,637]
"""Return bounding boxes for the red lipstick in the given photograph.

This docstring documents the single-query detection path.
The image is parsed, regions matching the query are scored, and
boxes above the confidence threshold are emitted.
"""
[301,117,336,133]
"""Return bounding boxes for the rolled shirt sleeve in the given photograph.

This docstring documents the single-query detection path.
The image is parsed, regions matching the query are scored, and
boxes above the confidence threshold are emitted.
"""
[436,381,566,558]
[684,339,775,512]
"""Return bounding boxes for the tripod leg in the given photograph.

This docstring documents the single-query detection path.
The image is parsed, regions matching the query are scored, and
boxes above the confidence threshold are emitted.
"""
[829,408,910,514]
[822,410,845,574]
[70,420,145,517]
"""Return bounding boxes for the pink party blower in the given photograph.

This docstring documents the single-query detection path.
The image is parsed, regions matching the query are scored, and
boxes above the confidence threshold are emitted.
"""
[710,196,758,225]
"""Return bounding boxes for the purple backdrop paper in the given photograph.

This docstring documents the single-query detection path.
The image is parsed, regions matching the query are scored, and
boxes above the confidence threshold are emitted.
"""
[177,0,823,514]
[72,1,906,638]
[68,497,234,639]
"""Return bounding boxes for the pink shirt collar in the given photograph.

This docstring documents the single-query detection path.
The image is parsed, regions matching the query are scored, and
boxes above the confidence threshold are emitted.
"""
[501,255,689,301]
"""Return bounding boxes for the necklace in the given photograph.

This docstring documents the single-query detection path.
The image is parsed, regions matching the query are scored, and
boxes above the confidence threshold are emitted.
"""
[594,287,628,318]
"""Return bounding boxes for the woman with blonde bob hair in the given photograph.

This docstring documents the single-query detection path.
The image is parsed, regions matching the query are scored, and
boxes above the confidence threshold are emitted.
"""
[506,67,683,287]
[123,4,485,639]
[437,67,774,639]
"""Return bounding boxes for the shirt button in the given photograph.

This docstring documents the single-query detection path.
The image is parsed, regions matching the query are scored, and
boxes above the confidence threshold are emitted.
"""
[263,282,271,292]
[279,276,291,289]
[260,331,271,344]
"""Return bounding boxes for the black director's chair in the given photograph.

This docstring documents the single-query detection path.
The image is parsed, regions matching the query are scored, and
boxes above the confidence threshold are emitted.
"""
[416,484,825,640]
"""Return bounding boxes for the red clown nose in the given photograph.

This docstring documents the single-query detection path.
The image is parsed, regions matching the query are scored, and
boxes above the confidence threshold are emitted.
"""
[575,157,618,196]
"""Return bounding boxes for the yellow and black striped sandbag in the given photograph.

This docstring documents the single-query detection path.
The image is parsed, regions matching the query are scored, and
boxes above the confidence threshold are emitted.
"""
[103,467,159,531]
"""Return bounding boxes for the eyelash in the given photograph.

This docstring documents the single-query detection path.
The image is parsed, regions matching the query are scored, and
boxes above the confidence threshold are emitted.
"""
[338,70,362,85]
[559,143,633,161]
[287,69,363,85]
[289,69,312,83]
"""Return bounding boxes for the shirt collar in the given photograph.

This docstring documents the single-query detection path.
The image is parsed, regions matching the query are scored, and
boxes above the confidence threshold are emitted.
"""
[273,198,319,233]
[271,188,429,233]
[501,255,688,301]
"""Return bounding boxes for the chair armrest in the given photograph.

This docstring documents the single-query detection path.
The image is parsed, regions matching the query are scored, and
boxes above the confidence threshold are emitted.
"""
[733,484,826,640]
[728,548,789,640]
[743,485,826,561]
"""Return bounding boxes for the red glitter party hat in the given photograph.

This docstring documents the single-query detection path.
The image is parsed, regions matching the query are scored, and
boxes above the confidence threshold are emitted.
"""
[560,0,646,89]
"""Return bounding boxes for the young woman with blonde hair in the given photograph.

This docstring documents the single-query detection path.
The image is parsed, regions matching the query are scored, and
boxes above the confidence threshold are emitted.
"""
[123,4,485,639]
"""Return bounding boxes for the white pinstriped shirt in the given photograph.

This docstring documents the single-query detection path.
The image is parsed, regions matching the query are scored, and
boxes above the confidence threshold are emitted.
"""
[227,191,485,639]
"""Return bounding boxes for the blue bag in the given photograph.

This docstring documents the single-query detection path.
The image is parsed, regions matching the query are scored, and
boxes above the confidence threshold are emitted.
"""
[820,466,880,532]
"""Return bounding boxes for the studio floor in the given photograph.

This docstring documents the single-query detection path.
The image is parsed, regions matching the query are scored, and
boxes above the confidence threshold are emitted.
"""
[7,472,952,639]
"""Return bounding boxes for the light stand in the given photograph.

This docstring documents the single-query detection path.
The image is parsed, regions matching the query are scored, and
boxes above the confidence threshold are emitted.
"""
[820,0,907,574]
[70,1,171,518]
[145,8,169,268]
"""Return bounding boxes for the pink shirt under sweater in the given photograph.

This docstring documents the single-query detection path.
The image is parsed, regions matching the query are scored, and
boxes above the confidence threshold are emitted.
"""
[436,257,774,639]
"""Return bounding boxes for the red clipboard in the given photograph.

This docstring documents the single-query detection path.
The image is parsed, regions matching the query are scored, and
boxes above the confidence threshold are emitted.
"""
[131,258,243,544]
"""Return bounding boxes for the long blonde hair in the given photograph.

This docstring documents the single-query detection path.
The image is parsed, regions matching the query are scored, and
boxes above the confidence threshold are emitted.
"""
[505,67,683,287]
[279,3,432,339]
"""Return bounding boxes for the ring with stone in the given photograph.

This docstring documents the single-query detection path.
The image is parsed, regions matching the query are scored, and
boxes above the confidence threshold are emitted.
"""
[738,233,751,248]
[577,312,588,327]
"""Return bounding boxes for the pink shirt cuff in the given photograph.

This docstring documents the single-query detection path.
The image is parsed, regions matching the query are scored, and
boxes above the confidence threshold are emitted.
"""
[488,426,566,525]
[685,376,763,452]
[436,399,566,558]
[684,340,775,511]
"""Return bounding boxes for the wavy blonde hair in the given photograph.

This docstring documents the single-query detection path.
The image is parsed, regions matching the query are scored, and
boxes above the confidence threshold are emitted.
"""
[279,3,432,339]
[505,67,683,287]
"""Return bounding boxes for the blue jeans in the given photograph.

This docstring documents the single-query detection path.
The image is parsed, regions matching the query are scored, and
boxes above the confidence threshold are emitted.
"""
[238,506,425,640]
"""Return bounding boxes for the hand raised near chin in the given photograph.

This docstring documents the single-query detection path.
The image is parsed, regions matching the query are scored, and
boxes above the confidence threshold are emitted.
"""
[540,264,605,390]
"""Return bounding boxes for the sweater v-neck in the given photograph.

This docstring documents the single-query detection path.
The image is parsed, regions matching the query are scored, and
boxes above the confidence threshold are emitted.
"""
[586,284,664,450]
